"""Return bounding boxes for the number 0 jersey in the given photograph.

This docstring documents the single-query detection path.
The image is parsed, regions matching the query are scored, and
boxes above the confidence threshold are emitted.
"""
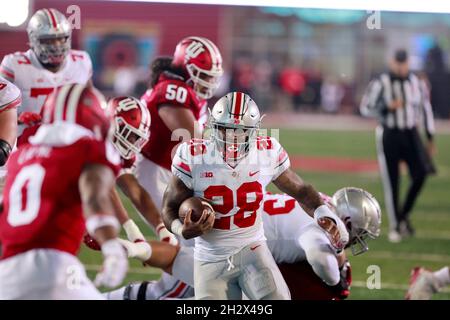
[0,133,120,260]
[172,136,290,262]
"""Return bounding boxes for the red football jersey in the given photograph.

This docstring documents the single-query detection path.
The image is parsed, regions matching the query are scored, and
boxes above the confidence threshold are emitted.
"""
[140,73,207,171]
[0,138,120,260]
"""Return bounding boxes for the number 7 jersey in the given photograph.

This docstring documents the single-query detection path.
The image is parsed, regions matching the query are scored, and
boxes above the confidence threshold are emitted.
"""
[0,49,92,135]
[172,136,290,262]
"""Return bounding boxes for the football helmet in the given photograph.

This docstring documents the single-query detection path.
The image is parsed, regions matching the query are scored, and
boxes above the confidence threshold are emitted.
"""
[172,36,223,99]
[41,83,111,140]
[108,96,151,159]
[27,8,72,66]
[209,92,261,162]
[331,187,381,255]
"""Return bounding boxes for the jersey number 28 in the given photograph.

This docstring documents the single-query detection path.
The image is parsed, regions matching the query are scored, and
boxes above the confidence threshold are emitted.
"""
[204,181,263,230]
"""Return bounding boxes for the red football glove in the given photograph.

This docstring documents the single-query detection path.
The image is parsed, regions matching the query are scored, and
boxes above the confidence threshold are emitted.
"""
[83,233,101,251]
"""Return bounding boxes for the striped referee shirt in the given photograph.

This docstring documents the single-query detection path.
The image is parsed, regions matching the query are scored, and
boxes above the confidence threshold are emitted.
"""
[360,72,435,140]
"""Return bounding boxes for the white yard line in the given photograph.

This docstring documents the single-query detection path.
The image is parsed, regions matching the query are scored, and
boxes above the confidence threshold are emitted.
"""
[352,281,450,293]
[368,251,450,263]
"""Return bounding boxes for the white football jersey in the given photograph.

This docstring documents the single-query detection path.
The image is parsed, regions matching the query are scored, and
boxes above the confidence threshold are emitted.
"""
[172,136,290,262]
[0,49,92,135]
[0,76,21,179]
[262,192,335,264]
[262,193,314,264]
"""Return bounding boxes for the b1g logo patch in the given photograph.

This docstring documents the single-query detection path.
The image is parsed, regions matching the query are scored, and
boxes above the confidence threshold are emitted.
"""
[201,171,214,178]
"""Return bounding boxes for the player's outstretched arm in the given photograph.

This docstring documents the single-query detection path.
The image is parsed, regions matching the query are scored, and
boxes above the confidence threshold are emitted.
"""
[117,174,163,228]
[117,174,178,245]
[79,164,128,288]
[273,168,349,250]
[273,168,323,216]
[159,106,202,139]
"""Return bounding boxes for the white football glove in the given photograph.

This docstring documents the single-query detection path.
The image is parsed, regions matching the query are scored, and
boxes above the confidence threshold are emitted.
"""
[117,238,152,262]
[156,222,179,246]
[122,219,145,242]
[314,205,349,251]
[94,239,128,288]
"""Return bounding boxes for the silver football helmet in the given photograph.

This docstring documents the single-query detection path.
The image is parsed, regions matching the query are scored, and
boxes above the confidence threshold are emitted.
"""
[27,8,72,66]
[331,187,382,256]
[209,92,261,162]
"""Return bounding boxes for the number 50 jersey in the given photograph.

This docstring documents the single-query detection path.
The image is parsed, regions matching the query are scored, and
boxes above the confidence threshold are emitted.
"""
[140,72,207,171]
[172,136,290,262]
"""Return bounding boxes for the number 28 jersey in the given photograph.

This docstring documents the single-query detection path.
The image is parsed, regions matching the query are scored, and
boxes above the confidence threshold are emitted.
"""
[172,136,290,262]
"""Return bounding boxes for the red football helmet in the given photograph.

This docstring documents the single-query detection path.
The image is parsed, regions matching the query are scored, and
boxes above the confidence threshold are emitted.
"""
[107,96,151,159]
[41,83,111,140]
[172,36,223,99]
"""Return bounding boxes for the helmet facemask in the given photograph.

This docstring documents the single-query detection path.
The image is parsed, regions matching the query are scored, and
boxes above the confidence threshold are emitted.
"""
[186,63,222,100]
[113,117,150,159]
[31,34,71,66]
[348,228,371,256]
[210,122,259,164]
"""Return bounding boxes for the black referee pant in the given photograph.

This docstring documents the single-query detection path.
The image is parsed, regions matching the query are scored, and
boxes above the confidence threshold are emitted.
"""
[375,126,433,231]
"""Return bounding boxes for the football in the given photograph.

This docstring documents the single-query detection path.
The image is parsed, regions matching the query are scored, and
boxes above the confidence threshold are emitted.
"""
[178,197,215,223]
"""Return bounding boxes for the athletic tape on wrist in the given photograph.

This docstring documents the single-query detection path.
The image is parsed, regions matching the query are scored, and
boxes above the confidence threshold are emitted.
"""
[86,214,120,236]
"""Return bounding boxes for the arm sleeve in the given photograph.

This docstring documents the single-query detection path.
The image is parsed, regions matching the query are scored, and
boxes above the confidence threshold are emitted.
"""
[419,80,435,141]
[360,78,385,117]
[171,142,193,189]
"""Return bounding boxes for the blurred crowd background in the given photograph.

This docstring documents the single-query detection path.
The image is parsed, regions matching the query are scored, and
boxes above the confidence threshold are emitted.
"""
[2,0,450,119]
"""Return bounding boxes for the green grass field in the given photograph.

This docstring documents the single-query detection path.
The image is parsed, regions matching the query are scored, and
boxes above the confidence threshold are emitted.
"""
[79,128,450,300]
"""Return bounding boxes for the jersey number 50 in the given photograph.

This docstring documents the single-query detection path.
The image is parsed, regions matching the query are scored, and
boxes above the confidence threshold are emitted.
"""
[204,181,263,230]
[165,84,188,104]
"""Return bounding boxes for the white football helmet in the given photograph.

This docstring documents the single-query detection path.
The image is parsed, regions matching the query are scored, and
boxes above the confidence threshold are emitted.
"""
[209,92,261,162]
[331,187,382,255]
[27,8,72,66]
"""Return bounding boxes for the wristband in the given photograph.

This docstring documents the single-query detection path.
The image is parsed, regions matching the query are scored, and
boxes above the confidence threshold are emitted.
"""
[86,214,120,236]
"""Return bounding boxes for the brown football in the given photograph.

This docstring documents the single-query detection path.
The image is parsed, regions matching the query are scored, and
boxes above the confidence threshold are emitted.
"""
[179,197,214,223]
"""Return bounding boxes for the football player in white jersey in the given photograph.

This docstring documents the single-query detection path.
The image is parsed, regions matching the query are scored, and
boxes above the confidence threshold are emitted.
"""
[0,76,21,195]
[161,92,349,300]
[105,187,381,300]
[0,8,92,138]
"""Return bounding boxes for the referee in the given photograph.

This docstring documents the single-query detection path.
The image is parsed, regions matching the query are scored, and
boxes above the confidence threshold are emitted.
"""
[360,49,437,243]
